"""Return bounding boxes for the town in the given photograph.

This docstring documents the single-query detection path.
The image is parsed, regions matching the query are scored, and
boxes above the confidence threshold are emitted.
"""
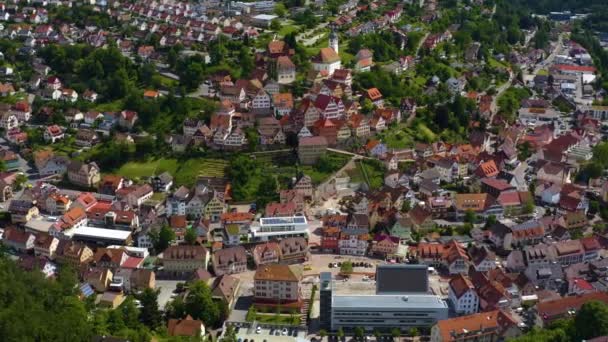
[1,0,608,341]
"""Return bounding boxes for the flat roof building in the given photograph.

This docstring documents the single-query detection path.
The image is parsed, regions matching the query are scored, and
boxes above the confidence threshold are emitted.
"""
[320,264,448,332]
[72,226,132,246]
[251,216,309,241]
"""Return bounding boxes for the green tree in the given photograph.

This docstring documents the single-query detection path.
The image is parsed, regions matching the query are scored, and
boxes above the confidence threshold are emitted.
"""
[409,327,419,337]
[354,326,365,340]
[184,281,223,328]
[138,288,162,329]
[184,228,198,245]
[319,329,328,340]
[270,19,281,31]
[340,261,353,274]
[337,327,345,341]
[391,328,401,339]
[574,301,608,340]
[149,225,175,252]
[274,3,288,17]
[464,210,477,224]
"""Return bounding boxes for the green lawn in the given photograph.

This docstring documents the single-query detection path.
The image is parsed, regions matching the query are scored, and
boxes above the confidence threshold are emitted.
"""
[380,125,415,149]
[115,158,228,186]
[255,314,300,325]
[488,57,509,70]
[156,75,179,88]
[278,24,300,37]
[94,99,124,112]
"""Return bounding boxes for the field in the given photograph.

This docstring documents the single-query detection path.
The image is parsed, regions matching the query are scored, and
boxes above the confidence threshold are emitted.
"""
[115,158,228,186]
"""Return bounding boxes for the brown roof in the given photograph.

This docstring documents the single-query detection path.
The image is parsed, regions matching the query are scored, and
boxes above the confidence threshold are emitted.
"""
[167,316,203,337]
[162,245,209,261]
[449,274,475,298]
[435,310,518,341]
[210,274,240,303]
[538,292,608,321]
[213,246,246,266]
[454,193,492,212]
[315,47,340,63]
[254,263,303,282]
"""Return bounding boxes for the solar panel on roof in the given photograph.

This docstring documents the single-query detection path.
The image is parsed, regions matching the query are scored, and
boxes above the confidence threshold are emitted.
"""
[80,283,95,297]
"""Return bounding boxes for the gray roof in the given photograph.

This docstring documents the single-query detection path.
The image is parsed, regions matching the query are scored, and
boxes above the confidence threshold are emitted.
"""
[332,294,447,310]
[376,264,429,294]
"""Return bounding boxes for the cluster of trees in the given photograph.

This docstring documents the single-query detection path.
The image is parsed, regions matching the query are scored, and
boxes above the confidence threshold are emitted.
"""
[510,0,607,13]
[49,5,115,29]
[422,95,477,140]
[577,141,608,182]
[497,87,531,122]
[165,281,228,329]
[512,301,608,342]
[228,155,278,206]
[348,32,404,63]
[571,28,608,93]
[40,45,143,101]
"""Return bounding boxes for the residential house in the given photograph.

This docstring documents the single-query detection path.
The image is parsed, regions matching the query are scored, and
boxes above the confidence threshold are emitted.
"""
[212,246,247,276]
[253,241,281,266]
[2,227,35,252]
[431,310,520,342]
[254,264,303,311]
[67,161,101,188]
[448,274,479,315]
[160,245,210,277]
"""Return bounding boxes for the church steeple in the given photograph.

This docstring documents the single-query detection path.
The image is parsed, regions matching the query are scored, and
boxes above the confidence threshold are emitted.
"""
[329,25,339,54]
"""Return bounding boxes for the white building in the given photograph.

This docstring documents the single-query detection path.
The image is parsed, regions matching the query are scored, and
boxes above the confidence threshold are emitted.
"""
[251,216,308,241]
[448,274,479,315]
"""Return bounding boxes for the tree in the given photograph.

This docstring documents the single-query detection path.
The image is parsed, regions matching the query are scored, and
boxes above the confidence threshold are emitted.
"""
[246,306,257,321]
[149,225,175,252]
[138,288,161,329]
[184,228,198,245]
[340,261,353,274]
[274,3,288,17]
[354,326,365,340]
[391,328,401,340]
[221,324,238,342]
[319,329,328,340]
[270,19,281,31]
[401,200,412,213]
[184,281,223,328]
[464,210,477,224]
[409,327,420,337]
[337,327,345,341]
[574,301,608,340]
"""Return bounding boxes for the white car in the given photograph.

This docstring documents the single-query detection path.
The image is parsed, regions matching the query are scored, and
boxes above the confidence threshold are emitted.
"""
[282,328,288,336]
[256,326,262,334]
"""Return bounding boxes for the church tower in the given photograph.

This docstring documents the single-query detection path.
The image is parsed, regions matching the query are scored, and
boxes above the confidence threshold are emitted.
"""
[329,26,339,54]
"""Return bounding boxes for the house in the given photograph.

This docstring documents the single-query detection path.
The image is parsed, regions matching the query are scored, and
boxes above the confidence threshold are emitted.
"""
[42,125,64,143]
[312,47,341,76]
[253,241,281,266]
[2,227,35,252]
[167,316,205,338]
[0,82,15,96]
[454,193,503,219]
[0,113,18,130]
[254,264,303,311]
[355,49,373,72]
[279,237,309,264]
[83,90,98,102]
[8,199,39,224]
[67,161,101,188]
[151,172,174,193]
[50,206,88,238]
[160,245,210,277]
[364,87,384,107]
[212,246,247,276]
[98,175,124,195]
[61,88,78,102]
[276,56,296,84]
[298,136,328,165]
[33,233,58,259]
[537,161,572,185]
[56,241,94,267]
[431,310,520,342]
[448,274,479,315]
[118,110,138,130]
[371,234,400,257]
[537,292,608,326]
[75,129,100,147]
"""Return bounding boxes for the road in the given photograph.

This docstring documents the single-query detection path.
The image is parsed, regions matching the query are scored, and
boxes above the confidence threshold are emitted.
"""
[488,32,565,125]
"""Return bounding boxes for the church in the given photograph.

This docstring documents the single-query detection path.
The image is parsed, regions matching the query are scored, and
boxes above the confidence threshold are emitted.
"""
[311,27,342,76]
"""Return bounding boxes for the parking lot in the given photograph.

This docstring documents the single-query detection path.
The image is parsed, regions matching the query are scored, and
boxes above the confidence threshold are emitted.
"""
[155,280,181,310]
[229,322,305,342]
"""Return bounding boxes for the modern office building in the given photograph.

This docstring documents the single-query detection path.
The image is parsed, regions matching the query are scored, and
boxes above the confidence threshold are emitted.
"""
[250,216,309,241]
[320,264,448,332]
